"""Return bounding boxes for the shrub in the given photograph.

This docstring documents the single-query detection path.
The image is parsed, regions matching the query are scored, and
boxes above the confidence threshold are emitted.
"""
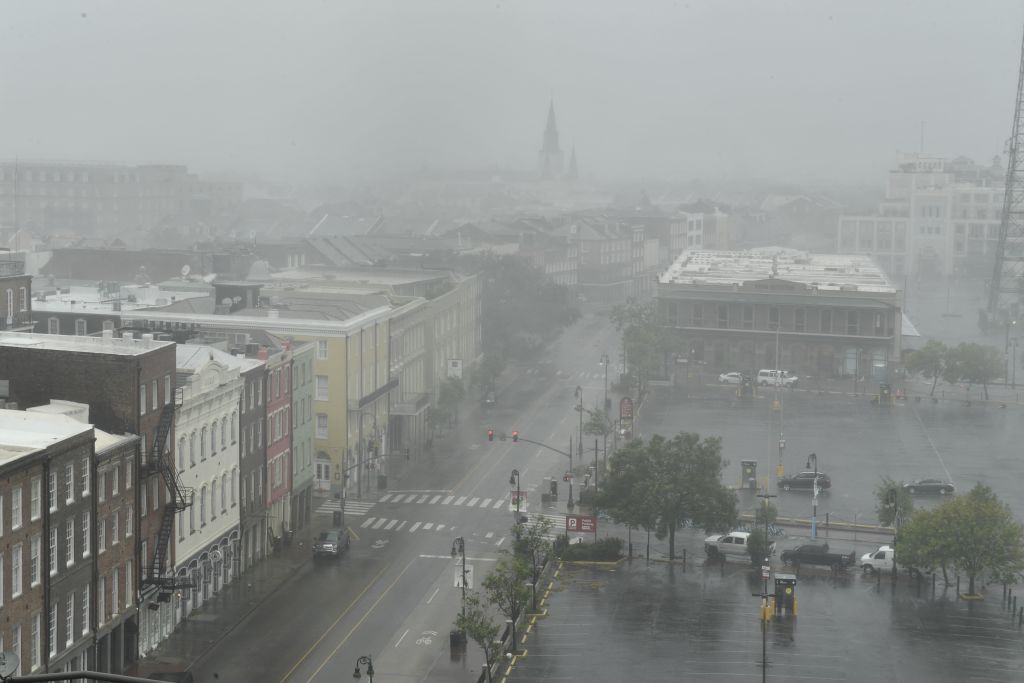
[556,536,624,561]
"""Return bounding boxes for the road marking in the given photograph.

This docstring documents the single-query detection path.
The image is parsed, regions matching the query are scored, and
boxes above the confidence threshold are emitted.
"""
[347,526,360,542]
[481,498,492,507]
[410,522,422,533]
[277,563,391,683]
[442,496,454,505]
[396,521,407,531]
[302,558,417,683]
[427,587,440,604]
[419,554,498,562]
[379,494,392,503]
[423,522,434,530]
[496,537,505,546]
[436,524,446,531]
[391,494,406,503]
[385,519,398,530]
[429,495,441,504]
[455,496,467,505]
[910,403,955,483]
[373,518,387,529]
[417,495,429,503]
[395,629,409,648]
[468,497,480,506]
[361,518,375,528]
[485,531,494,538]
[494,499,505,509]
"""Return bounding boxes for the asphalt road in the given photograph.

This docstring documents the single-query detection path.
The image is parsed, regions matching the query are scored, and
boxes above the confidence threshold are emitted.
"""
[187,312,620,683]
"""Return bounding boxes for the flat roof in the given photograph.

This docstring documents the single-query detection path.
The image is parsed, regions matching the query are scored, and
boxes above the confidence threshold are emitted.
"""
[0,410,92,465]
[0,331,174,356]
[33,284,209,315]
[658,247,896,293]
[268,268,449,287]
[120,303,404,337]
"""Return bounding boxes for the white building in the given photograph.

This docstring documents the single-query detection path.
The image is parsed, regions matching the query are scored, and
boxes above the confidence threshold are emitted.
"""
[838,153,1004,277]
[171,345,243,623]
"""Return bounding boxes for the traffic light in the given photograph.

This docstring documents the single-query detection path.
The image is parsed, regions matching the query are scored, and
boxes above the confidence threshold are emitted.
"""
[511,430,519,442]
[487,429,494,442]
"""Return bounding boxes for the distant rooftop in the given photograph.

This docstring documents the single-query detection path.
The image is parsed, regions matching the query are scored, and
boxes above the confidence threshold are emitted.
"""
[0,410,92,464]
[659,247,896,293]
[0,331,174,356]
[33,283,210,315]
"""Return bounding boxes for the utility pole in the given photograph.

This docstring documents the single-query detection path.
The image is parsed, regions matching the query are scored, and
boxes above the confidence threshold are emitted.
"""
[594,438,599,543]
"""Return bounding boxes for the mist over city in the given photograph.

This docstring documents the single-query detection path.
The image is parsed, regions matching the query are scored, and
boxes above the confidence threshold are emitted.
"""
[3,3,1024,683]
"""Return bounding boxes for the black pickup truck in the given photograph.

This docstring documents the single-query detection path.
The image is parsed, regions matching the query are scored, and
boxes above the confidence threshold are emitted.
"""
[780,543,855,570]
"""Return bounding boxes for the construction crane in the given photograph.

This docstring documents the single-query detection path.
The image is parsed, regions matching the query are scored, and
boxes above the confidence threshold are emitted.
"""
[988,25,1024,320]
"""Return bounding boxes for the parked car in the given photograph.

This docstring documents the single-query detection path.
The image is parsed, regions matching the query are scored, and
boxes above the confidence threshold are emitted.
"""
[718,372,743,385]
[757,369,799,387]
[313,528,351,559]
[704,530,776,561]
[903,479,955,495]
[778,471,832,492]
[860,544,931,575]
[780,543,855,569]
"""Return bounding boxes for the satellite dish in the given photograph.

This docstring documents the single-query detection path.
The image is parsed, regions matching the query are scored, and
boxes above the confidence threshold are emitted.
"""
[181,264,191,278]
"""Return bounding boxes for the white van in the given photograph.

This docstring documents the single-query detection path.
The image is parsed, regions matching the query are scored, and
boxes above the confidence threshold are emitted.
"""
[757,369,799,387]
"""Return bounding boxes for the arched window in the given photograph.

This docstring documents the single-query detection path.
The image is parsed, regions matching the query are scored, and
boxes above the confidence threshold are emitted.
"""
[189,431,197,465]
[210,480,218,520]
[200,427,207,460]
[231,468,238,506]
[200,485,207,525]
[221,473,228,511]
[178,437,186,471]
[189,501,195,533]
[231,412,237,443]
[221,420,227,450]
[210,420,218,452]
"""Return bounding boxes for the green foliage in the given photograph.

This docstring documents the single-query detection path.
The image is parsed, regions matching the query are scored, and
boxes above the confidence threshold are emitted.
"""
[434,377,466,430]
[874,477,914,528]
[454,592,500,683]
[943,342,1003,398]
[608,299,676,394]
[513,516,554,612]
[482,554,531,648]
[583,405,612,437]
[898,484,1024,594]
[754,501,778,527]
[905,339,948,396]
[471,353,506,393]
[599,432,738,560]
[746,528,771,567]
[555,536,624,561]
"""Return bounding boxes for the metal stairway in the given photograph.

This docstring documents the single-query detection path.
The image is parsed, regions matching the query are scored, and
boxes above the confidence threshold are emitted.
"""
[145,397,194,586]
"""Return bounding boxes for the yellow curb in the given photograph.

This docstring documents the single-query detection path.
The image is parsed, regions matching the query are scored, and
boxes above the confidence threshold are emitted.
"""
[561,558,625,567]
[348,526,361,542]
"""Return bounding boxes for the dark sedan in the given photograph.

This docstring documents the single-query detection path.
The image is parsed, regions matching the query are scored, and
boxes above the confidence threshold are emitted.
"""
[779,471,832,492]
[903,479,955,495]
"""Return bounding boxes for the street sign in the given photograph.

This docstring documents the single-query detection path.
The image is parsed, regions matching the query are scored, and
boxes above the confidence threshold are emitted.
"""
[510,490,527,504]
[0,651,19,678]
[761,565,771,580]
[619,397,634,419]
[454,564,474,589]
[565,515,597,533]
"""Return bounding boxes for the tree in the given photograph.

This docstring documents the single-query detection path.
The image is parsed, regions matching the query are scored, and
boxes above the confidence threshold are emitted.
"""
[608,299,676,398]
[898,484,1024,594]
[600,432,737,560]
[437,377,466,427]
[471,353,506,394]
[943,342,1003,400]
[583,406,612,439]
[455,593,500,683]
[905,340,948,396]
[747,528,771,567]
[513,516,554,613]
[482,555,531,655]
[754,500,778,527]
[874,477,914,528]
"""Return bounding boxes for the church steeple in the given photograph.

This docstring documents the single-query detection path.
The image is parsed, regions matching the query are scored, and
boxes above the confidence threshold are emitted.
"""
[538,99,564,179]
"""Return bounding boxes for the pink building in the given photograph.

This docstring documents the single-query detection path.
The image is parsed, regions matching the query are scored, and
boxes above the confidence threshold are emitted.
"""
[262,344,294,540]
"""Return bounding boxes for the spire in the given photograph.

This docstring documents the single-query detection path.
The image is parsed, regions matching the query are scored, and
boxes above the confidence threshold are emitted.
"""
[543,99,561,154]
[538,99,565,179]
[566,145,578,182]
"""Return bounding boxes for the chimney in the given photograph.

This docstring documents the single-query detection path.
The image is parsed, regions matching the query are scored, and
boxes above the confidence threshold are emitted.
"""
[122,332,133,341]
[102,329,113,339]
[142,333,154,346]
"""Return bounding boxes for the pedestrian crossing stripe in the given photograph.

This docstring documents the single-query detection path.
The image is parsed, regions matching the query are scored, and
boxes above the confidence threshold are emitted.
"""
[314,500,375,516]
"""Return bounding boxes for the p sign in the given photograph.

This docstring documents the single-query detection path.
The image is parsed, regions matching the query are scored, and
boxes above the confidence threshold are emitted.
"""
[565,515,597,533]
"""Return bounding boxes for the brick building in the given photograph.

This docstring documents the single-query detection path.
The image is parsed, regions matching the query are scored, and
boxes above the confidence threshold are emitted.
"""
[0,258,32,332]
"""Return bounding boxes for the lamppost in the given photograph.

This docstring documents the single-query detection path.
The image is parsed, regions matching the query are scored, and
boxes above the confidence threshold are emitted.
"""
[1013,337,1019,389]
[575,385,584,463]
[353,655,374,681]
[600,353,610,413]
[806,453,819,540]
[1006,319,1017,385]
[510,470,521,537]
[887,489,900,581]
[757,489,777,595]
[451,537,467,623]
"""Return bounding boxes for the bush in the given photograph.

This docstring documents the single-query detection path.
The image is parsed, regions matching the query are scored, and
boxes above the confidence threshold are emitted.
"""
[555,536,624,561]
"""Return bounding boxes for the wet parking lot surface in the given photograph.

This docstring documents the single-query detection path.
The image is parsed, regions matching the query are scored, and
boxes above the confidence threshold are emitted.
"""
[511,557,1024,682]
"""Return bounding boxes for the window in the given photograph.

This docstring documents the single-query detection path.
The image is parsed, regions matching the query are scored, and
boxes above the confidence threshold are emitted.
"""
[98,517,106,553]
[317,339,328,360]
[33,610,42,667]
[795,308,805,333]
[126,505,133,537]
[847,310,858,335]
[81,585,90,636]
[221,473,228,511]
[821,310,832,334]
[742,305,754,330]
[11,624,19,675]
[140,383,147,416]
[151,379,158,411]
[111,567,119,617]
[65,518,74,566]
[65,462,74,504]
[49,527,58,575]
[769,307,779,330]
[200,427,207,460]
[19,286,26,311]
[82,512,90,557]
[98,470,105,503]
[210,481,218,520]
[717,304,728,328]
[231,468,237,506]
[125,559,133,608]
[30,534,40,586]
[12,542,22,598]
[210,420,218,453]
[272,369,279,398]
[48,603,56,656]
[231,414,237,443]
[80,457,90,497]
[48,317,59,334]
[257,378,263,405]
[189,501,195,534]
[98,576,106,625]
[12,485,23,529]
[125,458,132,489]
[152,478,160,511]
[140,481,147,516]
[316,375,328,400]
[200,485,207,526]
[75,319,87,336]
[316,414,328,439]
[110,510,119,545]
[164,374,172,405]
[221,420,227,450]
[65,594,74,647]
[30,476,40,520]
[189,432,197,466]
[48,471,56,512]
[112,465,119,496]
[690,304,703,326]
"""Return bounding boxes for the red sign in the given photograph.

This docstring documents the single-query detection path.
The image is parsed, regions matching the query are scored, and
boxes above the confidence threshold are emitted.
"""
[510,490,527,504]
[619,397,634,419]
[565,515,597,533]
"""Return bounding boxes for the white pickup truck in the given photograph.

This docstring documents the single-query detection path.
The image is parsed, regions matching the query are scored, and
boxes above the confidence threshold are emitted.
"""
[704,531,776,561]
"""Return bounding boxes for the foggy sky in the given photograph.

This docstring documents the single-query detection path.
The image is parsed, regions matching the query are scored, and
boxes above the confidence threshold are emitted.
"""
[2,0,1022,186]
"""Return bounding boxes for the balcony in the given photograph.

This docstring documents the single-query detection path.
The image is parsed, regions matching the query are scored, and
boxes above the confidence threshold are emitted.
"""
[348,377,400,412]
[391,392,430,416]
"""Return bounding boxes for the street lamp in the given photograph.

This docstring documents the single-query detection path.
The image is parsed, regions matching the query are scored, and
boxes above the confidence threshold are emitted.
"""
[887,489,900,581]
[806,453,819,540]
[599,354,611,469]
[575,385,584,463]
[451,537,467,623]
[1006,319,1018,386]
[352,655,374,681]
[510,470,522,537]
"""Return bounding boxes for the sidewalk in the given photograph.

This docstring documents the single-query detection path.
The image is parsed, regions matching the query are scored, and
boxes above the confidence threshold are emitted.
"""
[128,503,332,678]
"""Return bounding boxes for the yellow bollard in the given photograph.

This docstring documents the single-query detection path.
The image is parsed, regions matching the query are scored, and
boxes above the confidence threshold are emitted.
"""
[772,399,781,411]
[776,463,784,479]
[793,597,798,616]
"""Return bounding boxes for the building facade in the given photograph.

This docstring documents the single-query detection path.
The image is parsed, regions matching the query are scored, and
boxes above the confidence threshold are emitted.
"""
[289,341,315,531]
[0,258,32,332]
[656,248,903,380]
[264,345,293,541]
[235,357,266,574]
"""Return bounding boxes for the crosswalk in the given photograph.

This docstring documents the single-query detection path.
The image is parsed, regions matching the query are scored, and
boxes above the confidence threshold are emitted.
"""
[377,492,509,509]
[524,368,608,381]
[313,499,376,517]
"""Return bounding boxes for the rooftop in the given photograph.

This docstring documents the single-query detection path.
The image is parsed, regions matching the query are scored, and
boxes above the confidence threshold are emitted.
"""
[121,303,402,337]
[33,283,210,315]
[0,330,174,356]
[658,247,896,293]
[0,410,92,465]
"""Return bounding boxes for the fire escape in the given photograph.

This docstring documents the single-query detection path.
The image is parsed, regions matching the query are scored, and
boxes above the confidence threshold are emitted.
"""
[145,390,194,592]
